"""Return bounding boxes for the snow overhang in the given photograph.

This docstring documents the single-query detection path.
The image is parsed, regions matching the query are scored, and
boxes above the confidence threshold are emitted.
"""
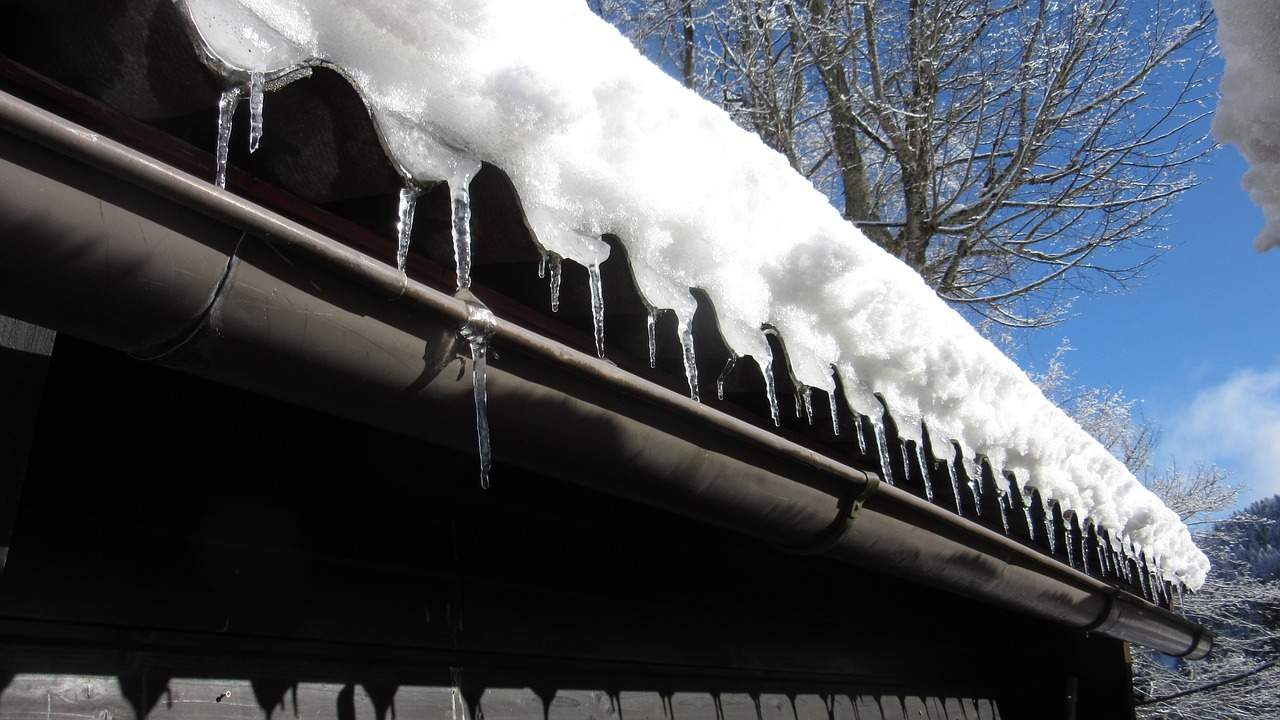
[0,86,1212,660]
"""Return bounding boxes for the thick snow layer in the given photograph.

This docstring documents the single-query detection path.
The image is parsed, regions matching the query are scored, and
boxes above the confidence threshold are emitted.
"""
[1212,0,1280,252]
[174,0,1208,590]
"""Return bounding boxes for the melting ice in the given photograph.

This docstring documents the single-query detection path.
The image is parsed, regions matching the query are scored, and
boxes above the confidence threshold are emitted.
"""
[175,0,1208,590]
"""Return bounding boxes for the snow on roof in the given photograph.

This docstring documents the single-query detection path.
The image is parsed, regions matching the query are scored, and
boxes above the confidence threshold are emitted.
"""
[174,0,1208,590]
[1212,0,1280,252]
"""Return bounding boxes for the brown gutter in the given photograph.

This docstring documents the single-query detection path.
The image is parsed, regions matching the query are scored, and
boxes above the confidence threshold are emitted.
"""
[0,90,1212,660]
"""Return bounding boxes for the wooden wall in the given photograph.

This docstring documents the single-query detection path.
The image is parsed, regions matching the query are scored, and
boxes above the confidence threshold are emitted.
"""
[0,338,1135,719]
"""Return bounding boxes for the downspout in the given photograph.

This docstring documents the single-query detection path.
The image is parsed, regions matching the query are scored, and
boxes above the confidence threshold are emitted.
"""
[0,90,1211,660]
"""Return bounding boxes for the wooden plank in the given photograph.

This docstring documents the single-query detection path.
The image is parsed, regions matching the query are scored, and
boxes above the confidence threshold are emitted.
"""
[0,677,1016,720]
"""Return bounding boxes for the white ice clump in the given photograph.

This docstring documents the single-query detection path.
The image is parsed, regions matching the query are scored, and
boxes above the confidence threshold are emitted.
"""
[1211,0,1280,252]
[175,0,1208,590]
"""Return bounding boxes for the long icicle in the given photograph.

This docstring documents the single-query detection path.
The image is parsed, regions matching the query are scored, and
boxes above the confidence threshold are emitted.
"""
[548,253,563,311]
[215,85,243,188]
[647,308,659,368]
[947,458,964,515]
[675,311,699,401]
[461,299,498,488]
[761,355,781,427]
[828,369,840,435]
[451,172,475,291]
[872,418,894,485]
[913,442,933,502]
[248,72,265,153]
[588,261,606,357]
[396,185,421,273]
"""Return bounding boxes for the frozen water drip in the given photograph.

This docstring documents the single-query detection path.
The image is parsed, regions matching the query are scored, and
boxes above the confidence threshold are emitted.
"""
[396,186,421,273]
[717,355,737,401]
[450,168,478,291]
[676,311,699,401]
[548,253,563,311]
[215,86,243,189]
[872,418,894,485]
[248,71,265,152]
[588,261,605,357]
[461,298,499,488]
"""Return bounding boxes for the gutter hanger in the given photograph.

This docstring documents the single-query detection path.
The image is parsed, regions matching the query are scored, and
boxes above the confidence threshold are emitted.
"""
[0,90,1211,660]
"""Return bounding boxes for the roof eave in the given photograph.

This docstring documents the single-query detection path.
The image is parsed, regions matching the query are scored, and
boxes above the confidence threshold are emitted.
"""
[0,89,1212,660]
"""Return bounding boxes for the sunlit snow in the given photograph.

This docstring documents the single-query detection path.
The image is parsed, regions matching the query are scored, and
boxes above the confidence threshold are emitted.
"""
[1212,0,1280,252]
[174,0,1208,590]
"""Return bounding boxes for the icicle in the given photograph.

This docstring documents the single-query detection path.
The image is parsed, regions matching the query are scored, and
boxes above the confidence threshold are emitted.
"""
[1065,515,1077,568]
[396,185,421,273]
[1146,550,1157,597]
[717,355,737,401]
[1082,523,1093,576]
[215,85,242,188]
[450,177,475,291]
[947,460,964,516]
[548,253,563,311]
[872,418,894,485]
[968,474,983,517]
[538,249,547,279]
[587,261,606,357]
[647,309,659,368]
[793,391,803,419]
[1043,498,1057,554]
[827,373,840,435]
[802,387,814,425]
[913,442,933,502]
[675,312,699,402]
[854,416,868,455]
[248,71,265,153]
[997,491,1010,534]
[1094,527,1107,576]
[761,355,781,427]
[1021,490,1035,541]
[460,299,498,489]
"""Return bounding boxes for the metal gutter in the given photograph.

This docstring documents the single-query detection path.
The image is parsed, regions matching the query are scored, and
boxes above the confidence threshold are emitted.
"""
[0,90,1212,660]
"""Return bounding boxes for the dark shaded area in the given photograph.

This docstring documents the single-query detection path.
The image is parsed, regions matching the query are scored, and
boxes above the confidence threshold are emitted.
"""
[0,337,1138,718]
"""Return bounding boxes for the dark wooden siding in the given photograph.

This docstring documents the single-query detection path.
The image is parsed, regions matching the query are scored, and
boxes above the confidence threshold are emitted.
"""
[0,337,1134,719]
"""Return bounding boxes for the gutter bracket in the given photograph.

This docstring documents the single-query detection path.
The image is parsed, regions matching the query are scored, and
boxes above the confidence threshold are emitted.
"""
[775,475,880,556]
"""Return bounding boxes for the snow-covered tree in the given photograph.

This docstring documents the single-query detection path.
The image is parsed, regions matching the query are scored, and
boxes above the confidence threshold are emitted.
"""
[1131,480,1280,719]
[1033,351,1280,718]
[592,0,1217,328]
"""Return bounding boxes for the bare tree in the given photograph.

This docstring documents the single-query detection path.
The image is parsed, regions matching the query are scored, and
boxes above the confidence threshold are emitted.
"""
[594,0,1217,328]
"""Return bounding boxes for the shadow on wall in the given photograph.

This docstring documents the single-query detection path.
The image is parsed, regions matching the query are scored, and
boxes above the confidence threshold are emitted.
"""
[0,674,1001,720]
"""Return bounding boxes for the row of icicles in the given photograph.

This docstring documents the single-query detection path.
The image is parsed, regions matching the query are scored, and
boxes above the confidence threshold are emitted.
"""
[210,76,1182,605]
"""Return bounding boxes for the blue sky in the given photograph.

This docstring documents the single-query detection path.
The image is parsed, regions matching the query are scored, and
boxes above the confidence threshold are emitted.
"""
[1019,142,1279,507]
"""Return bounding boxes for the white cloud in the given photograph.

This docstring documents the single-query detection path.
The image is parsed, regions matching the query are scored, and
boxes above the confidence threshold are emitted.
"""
[1167,367,1280,500]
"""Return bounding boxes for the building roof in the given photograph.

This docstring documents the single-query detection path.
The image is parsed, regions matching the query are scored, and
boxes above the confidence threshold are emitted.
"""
[0,0,1211,658]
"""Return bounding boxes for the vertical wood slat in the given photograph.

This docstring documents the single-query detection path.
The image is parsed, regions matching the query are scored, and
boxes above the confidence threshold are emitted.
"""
[0,676,1006,720]
[0,315,55,574]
